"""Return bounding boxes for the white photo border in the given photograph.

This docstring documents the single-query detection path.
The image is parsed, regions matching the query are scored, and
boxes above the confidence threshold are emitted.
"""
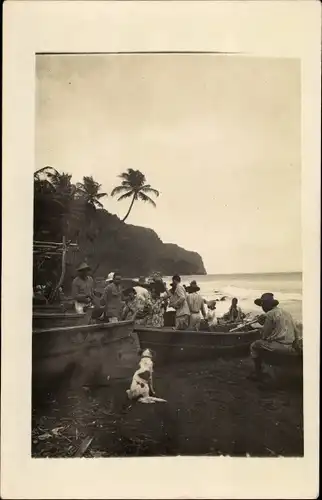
[2,1,321,498]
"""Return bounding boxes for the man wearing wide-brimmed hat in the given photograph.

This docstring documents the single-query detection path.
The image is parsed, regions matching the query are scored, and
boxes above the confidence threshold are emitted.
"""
[248,292,302,381]
[186,280,207,331]
[72,262,94,314]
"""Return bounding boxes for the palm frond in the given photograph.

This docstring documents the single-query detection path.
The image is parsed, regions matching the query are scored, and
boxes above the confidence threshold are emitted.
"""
[111,186,129,196]
[118,172,131,181]
[117,169,146,189]
[140,185,160,197]
[95,192,108,199]
[35,166,60,177]
[117,191,134,202]
[137,192,157,207]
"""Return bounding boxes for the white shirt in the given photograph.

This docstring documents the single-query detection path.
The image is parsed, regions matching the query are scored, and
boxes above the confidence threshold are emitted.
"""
[262,307,299,344]
[169,284,190,317]
[134,286,150,300]
[206,309,217,326]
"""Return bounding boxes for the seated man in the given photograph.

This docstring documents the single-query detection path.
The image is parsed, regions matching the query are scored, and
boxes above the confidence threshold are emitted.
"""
[248,292,302,381]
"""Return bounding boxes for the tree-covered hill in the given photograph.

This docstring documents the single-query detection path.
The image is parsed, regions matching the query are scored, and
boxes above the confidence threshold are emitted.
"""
[33,167,206,289]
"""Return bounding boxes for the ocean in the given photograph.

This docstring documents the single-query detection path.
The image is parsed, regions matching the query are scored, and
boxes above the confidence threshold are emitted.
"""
[164,272,302,322]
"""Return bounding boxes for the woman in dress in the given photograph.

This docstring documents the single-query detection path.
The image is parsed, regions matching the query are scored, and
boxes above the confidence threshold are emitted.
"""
[144,286,168,328]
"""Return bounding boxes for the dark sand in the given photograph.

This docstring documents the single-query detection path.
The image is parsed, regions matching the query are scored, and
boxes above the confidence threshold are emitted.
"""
[32,357,303,458]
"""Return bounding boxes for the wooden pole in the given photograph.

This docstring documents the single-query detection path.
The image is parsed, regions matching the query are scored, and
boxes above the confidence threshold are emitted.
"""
[49,236,67,303]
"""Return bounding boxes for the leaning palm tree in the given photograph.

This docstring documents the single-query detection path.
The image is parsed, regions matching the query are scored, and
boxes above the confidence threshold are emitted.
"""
[111,169,160,222]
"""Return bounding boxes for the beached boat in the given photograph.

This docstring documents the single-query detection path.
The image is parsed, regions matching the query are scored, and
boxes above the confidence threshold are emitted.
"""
[261,347,303,368]
[32,308,93,330]
[32,320,140,390]
[134,324,261,362]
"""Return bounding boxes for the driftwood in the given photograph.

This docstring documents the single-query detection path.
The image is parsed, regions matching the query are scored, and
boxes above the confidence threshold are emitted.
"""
[74,436,93,457]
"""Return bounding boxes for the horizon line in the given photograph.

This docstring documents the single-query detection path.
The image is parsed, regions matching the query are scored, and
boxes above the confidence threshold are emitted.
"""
[202,271,302,276]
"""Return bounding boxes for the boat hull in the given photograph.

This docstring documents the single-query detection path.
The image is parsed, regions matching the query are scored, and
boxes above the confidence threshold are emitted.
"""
[32,310,92,329]
[32,320,140,390]
[134,325,261,363]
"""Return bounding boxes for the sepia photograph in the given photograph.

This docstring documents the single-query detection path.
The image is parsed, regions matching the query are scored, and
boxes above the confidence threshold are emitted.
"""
[2,1,320,499]
[32,53,304,458]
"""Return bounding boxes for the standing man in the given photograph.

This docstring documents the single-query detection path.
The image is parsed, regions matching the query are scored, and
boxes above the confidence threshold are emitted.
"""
[72,262,94,314]
[186,280,207,331]
[102,272,123,323]
[168,275,190,330]
[249,292,302,381]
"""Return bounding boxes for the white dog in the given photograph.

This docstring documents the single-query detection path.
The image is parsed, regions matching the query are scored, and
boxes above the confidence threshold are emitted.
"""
[126,348,167,404]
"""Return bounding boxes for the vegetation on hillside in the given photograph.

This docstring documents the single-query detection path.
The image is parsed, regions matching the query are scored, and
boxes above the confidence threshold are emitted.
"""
[33,167,206,289]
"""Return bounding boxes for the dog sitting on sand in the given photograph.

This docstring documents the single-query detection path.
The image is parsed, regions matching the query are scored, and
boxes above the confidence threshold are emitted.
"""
[126,348,167,404]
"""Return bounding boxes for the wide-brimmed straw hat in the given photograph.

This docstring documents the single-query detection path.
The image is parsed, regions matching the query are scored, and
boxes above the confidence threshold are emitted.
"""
[254,292,279,307]
[76,262,91,272]
[186,280,201,293]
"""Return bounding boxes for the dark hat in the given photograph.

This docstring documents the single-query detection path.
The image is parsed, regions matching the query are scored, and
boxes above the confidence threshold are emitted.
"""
[123,287,136,296]
[149,280,166,294]
[186,280,201,293]
[254,292,279,307]
[76,262,91,272]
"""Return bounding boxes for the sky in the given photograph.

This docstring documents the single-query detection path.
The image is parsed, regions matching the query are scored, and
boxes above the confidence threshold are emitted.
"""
[35,54,301,275]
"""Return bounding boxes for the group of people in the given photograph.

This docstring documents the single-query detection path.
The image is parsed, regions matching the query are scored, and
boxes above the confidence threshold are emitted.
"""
[71,265,168,327]
[70,264,246,332]
[70,263,303,382]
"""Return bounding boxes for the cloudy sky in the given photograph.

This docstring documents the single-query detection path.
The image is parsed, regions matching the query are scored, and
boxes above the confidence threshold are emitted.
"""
[36,54,301,274]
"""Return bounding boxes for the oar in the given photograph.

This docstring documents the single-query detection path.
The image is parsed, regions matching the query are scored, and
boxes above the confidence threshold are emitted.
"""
[229,319,261,333]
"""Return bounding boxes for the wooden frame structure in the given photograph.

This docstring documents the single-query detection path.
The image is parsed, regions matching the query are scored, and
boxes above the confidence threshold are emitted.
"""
[33,237,79,302]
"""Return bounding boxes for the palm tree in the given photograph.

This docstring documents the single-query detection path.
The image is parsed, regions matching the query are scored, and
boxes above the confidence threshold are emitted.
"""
[111,169,159,222]
[34,166,80,238]
[76,176,107,210]
[34,166,76,197]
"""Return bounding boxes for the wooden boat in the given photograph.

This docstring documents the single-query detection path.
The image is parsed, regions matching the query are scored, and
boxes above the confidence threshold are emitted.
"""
[32,320,140,390]
[134,323,261,363]
[261,347,303,368]
[33,308,93,330]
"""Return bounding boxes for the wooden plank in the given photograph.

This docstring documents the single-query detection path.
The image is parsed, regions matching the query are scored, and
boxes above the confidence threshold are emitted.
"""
[74,436,93,457]
[33,320,134,335]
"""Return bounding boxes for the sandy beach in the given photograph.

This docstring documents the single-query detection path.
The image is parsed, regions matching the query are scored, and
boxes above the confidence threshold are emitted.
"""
[32,355,303,458]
